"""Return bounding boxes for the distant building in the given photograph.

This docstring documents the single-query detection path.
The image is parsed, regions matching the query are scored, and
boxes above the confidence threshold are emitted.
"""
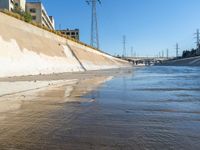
[0,0,26,11]
[15,0,25,11]
[26,1,55,30]
[57,29,80,40]
[0,0,55,30]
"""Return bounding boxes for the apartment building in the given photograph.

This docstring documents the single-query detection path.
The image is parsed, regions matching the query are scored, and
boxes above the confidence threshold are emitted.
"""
[15,0,25,11]
[26,1,55,30]
[0,0,26,11]
[57,29,80,40]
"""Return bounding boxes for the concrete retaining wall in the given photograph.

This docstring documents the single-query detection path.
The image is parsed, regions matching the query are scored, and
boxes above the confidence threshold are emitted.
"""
[161,56,200,66]
[0,12,129,77]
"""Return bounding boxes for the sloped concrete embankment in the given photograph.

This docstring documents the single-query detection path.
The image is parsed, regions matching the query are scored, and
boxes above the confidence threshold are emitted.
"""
[161,56,200,66]
[0,12,129,78]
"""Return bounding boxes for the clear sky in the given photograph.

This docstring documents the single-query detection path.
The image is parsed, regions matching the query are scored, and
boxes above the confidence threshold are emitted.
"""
[42,0,200,57]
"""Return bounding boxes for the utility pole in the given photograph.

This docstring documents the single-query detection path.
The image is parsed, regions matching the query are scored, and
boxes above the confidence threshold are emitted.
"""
[123,35,126,57]
[86,0,101,49]
[131,46,133,57]
[176,43,179,58]
[194,29,200,55]
[166,49,169,59]
[162,50,164,58]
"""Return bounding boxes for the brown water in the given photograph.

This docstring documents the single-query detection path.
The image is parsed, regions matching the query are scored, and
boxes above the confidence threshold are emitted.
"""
[0,66,200,150]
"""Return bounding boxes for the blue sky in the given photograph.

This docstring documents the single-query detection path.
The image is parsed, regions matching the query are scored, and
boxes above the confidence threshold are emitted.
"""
[42,0,200,57]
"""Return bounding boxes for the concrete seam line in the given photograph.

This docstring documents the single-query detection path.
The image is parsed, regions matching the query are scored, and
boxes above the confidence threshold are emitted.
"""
[66,43,87,71]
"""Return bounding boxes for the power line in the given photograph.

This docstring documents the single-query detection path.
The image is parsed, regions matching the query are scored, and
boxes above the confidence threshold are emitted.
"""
[59,24,61,30]
[86,0,101,49]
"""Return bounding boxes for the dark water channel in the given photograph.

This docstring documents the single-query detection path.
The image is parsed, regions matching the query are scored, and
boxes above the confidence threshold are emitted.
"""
[0,66,200,150]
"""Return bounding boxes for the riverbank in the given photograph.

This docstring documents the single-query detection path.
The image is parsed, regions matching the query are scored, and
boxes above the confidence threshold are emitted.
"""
[0,67,132,121]
[0,12,130,78]
[160,56,200,66]
[0,68,132,97]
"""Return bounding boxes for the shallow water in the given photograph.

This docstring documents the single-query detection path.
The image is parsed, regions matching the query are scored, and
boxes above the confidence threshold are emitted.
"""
[83,66,200,149]
[0,66,200,150]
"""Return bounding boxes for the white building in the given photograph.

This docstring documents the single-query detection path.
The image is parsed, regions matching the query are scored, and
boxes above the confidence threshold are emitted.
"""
[0,0,26,11]
[26,1,55,30]
[15,0,25,11]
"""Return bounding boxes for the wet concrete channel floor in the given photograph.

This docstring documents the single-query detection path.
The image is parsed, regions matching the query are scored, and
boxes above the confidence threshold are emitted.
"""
[0,67,200,150]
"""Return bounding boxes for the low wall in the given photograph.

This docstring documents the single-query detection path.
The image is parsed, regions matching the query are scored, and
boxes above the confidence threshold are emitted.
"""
[0,12,129,77]
[160,56,200,66]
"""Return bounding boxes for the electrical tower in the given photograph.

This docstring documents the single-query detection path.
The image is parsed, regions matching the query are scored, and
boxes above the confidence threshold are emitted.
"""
[194,29,200,55]
[123,36,126,57]
[166,49,169,59]
[176,43,179,58]
[86,0,101,49]
[159,52,161,58]
[131,46,133,57]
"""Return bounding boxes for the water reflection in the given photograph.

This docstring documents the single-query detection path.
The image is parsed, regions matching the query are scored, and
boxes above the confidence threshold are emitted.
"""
[1,66,200,149]
[83,66,200,150]
[0,76,112,119]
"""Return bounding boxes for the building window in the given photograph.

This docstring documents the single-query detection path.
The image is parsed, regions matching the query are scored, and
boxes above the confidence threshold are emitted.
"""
[15,3,19,7]
[32,16,36,20]
[30,8,36,13]
[10,0,14,4]
[71,32,75,35]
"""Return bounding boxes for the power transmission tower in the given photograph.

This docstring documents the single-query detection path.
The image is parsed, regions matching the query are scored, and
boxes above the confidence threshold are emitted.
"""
[86,0,101,49]
[123,35,126,57]
[166,49,169,59]
[176,43,179,58]
[194,29,200,55]
[131,46,133,57]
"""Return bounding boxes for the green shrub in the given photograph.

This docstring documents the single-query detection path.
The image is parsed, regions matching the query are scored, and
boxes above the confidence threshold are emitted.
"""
[23,12,32,23]
[0,9,99,52]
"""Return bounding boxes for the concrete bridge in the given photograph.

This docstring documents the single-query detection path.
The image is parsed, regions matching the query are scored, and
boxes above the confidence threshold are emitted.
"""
[117,56,172,66]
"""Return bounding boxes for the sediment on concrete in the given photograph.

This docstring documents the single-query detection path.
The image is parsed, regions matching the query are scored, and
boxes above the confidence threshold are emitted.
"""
[0,12,130,78]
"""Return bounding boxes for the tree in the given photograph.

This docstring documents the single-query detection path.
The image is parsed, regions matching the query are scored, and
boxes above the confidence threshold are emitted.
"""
[182,48,198,58]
